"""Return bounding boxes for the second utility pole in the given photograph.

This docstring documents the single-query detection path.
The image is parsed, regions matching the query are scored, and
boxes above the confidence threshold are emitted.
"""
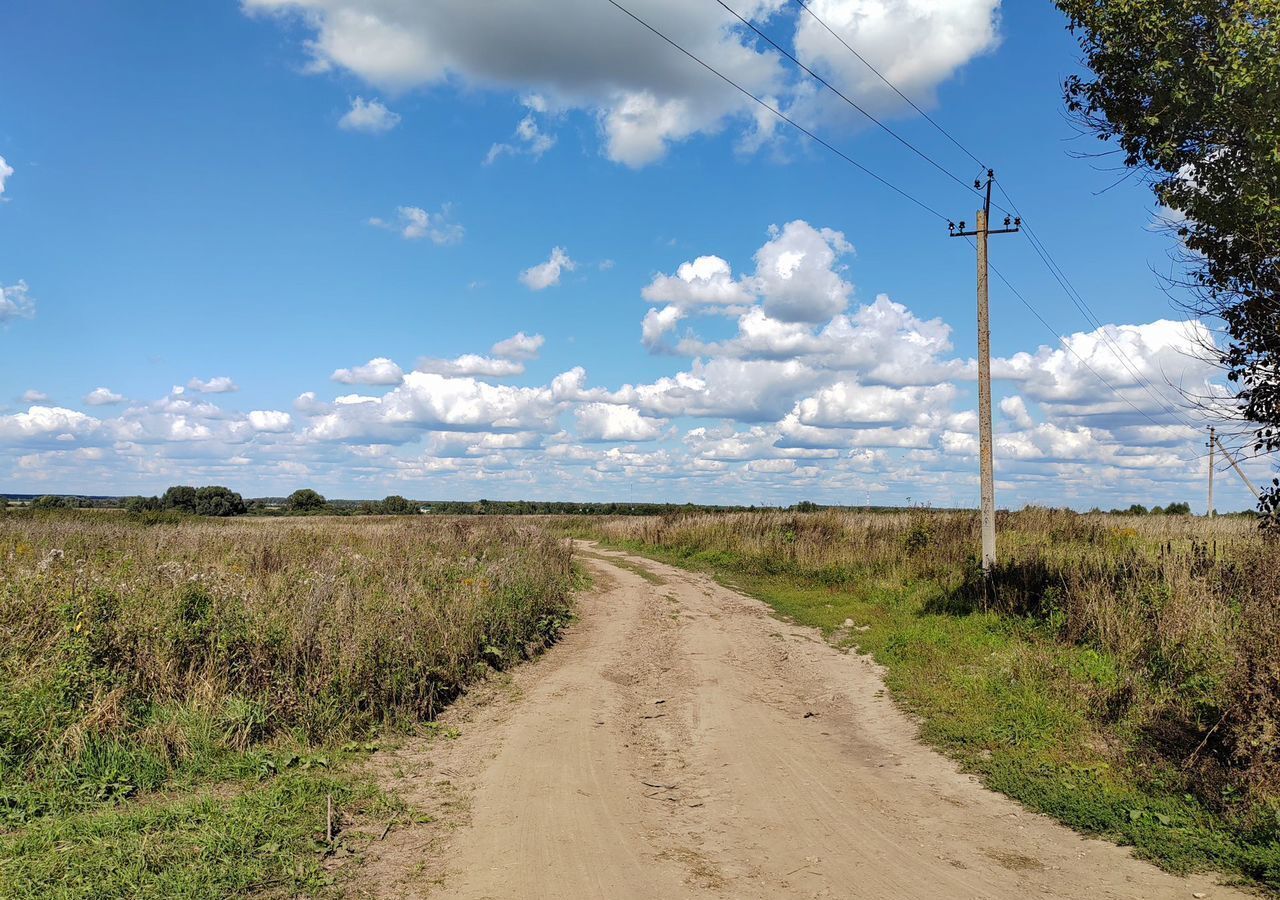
[950,171,1019,574]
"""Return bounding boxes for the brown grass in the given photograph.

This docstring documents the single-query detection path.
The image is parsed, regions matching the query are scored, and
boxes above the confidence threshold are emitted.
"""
[0,510,576,819]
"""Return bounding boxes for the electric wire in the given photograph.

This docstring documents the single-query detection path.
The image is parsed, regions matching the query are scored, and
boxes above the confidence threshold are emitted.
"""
[792,0,987,170]
[982,249,1204,463]
[714,0,982,198]
[787,0,1203,438]
[606,0,953,223]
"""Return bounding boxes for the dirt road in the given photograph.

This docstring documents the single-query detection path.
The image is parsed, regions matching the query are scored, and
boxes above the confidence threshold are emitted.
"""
[356,544,1245,899]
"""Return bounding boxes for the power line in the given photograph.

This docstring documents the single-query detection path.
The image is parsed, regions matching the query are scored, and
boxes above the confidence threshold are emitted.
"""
[606,0,952,223]
[994,182,1199,430]
[713,0,981,198]
[787,0,1198,432]
[982,250,1204,462]
[792,0,987,170]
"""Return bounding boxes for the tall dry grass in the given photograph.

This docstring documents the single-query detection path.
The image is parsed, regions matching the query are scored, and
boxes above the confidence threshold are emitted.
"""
[580,508,1280,803]
[0,511,575,821]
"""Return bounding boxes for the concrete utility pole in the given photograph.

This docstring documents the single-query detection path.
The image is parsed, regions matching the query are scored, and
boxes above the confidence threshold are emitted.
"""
[950,171,1019,574]
[1207,425,1216,517]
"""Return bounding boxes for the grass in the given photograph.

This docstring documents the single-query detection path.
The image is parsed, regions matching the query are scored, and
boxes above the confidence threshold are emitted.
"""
[571,508,1280,890]
[0,510,578,897]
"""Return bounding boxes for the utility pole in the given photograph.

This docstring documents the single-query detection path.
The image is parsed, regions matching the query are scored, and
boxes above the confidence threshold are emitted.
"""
[1206,425,1216,517]
[950,171,1019,574]
[1213,431,1261,501]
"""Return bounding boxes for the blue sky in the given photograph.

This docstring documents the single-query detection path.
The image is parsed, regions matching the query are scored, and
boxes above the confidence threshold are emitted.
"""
[0,0,1262,509]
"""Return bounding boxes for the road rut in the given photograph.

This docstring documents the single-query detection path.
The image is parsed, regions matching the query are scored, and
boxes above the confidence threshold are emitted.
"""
[357,543,1246,899]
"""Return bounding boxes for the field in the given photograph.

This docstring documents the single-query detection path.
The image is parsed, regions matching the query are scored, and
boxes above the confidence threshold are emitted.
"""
[572,509,1280,888]
[2,506,1277,896]
[0,511,576,898]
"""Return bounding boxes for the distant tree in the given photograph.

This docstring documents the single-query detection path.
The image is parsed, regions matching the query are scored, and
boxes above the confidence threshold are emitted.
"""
[286,489,326,513]
[124,495,163,514]
[193,486,246,517]
[793,500,819,512]
[1151,505,1165,515]
[1126,504,1149,516]
[1165,501,1193,515]
[162,485,199,513]
[31,495,86,509]
[380,495,417,515]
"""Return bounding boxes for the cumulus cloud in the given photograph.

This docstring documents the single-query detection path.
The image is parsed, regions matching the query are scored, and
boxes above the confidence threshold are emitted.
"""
[338,96,401,132]
[370,204,464,244]
[993,319,1217,423]
[331,357,405,386]
[187,376,239,394]
[491,331,545,360]
[84,387,125,406]
[0,155,12,196]
[307,371,561,441]
[0,281,35,324]
[519,246,576,290]
[750,221,853,323]
[248,410,293,432]
[415,354,525,378]
[243,0,1001,167]
[0,406,100,441]
[21,390,49,403]
[642,255,754,311]
[575,402,666,442]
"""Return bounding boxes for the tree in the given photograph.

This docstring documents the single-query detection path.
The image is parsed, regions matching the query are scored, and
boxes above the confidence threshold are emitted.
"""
[1127,503,1149,515]
[125,495,162,513]
[162,485,198,513]
[1055,1,1280,516]
[193,486,246,517]
[380,495,418,515]
[1166,501,1193,515]
[286,488,326,513]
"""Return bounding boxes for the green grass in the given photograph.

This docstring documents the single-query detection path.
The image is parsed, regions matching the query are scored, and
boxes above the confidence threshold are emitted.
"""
[0,770,391,899]
[602,539,1280,891]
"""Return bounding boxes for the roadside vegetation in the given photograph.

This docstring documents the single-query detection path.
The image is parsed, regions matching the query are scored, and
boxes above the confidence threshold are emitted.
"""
[0,511,576,898]
[574,508,1280,889]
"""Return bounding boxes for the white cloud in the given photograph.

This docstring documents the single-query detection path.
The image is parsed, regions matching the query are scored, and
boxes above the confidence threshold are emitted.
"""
[243,0,1002,167]
[491,331,545,360]
[21,390,49,403]
[1000,395,1034,429]
[370,204,464,244]
[575,403,666,442]
[0,155,12,196]
[0,406,100,441]
[750,220,853,323]
[338,96,401,132]
[992,319,1217,423]
[415,354,525,378]
[519,246,576,290]
[642,254,754,311]
[307,371,561,441]
[485,110,556,164]
[0,281,35,324]
[331,357,405,385]
[187,376,240,394]
[84,387,125,406]
[248,410,294,432]
[791,0,1001,124]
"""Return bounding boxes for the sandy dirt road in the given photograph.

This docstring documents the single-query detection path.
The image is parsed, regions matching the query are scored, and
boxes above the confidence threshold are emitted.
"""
[354,543,1246,899]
